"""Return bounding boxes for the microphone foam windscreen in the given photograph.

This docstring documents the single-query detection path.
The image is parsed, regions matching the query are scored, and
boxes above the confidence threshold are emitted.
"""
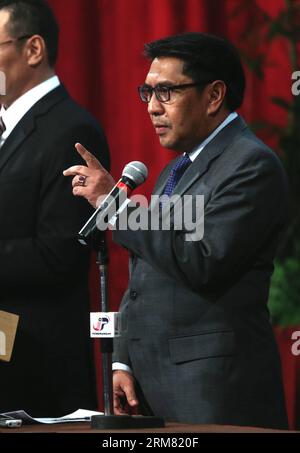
[122,161,148,186]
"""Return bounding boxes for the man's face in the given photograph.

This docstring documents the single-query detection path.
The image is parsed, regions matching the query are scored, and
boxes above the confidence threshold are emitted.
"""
[0,10,30,108]
[145,57,211,153]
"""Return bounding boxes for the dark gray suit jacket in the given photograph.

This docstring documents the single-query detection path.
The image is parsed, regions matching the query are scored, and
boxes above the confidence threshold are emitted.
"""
[113,117,288,429]
[0,85,110,416]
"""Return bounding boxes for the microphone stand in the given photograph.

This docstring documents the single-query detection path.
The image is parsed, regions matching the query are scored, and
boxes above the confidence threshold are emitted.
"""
[83,223,164,429]
[96,236,113,416]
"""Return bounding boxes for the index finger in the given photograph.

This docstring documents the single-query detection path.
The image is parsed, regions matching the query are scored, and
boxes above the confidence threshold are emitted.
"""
[75,142,103,170]
[123,384,139,407]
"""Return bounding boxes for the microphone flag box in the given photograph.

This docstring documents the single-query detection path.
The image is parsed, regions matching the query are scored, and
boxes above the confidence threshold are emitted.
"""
[90,312,121,338]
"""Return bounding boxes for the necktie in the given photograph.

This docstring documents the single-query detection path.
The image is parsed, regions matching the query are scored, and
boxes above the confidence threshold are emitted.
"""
[0,116,6,136]
[162,154,191,196]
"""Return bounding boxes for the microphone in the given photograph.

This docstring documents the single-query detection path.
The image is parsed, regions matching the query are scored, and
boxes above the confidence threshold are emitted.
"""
[78,161,148,246]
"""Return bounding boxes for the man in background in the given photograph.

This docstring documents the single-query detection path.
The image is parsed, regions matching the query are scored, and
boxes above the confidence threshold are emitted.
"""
[0,0,110,416]
[64,32,288,428]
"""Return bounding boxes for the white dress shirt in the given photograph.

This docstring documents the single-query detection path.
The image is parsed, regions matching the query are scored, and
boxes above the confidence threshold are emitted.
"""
[0,75,60,147]
[188,111,238,161]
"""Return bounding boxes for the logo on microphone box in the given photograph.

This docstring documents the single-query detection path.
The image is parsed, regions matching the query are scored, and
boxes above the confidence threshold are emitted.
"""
[90,312,121,338]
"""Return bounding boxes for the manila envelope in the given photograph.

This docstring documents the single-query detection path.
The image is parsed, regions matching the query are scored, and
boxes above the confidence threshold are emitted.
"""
[0,310,19,362]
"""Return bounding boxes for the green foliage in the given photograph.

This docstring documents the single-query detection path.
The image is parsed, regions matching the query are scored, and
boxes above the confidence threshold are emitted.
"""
[234,0,300,326]
[269,257,300,327]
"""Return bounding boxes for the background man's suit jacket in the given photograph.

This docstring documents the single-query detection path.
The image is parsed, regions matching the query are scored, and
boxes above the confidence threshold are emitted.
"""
[113,117,289,429]
[0,85,110,416]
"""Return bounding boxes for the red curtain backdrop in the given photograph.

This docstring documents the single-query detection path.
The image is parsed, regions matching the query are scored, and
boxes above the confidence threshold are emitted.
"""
[48,0,299,427]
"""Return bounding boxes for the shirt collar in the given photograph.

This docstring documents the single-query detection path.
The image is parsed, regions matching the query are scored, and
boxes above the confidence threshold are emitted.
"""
[187,112,238,162]
[0,75,60,140]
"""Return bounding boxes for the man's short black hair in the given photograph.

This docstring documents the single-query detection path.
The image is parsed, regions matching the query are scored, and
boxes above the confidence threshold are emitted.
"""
[144,32,246,111]
[0,0,59,67]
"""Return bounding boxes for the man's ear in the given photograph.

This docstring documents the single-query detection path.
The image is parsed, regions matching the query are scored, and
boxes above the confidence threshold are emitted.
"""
[25,35,46,67]
[207,80,227,114]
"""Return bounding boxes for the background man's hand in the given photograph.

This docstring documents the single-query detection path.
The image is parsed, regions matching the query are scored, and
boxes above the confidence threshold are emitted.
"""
[63,143,115,208]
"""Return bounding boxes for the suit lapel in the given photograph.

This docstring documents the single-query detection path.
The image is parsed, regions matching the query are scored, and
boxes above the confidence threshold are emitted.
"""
[155,116,247,197]
[0,86,68,173]
[0,117,34,173]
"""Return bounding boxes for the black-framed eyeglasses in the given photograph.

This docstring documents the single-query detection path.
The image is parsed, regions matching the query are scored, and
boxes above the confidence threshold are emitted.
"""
[0,34,33,48]
[138,82,211,103]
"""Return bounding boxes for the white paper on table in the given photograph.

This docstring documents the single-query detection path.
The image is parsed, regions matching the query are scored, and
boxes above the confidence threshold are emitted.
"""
[1,408,103,424]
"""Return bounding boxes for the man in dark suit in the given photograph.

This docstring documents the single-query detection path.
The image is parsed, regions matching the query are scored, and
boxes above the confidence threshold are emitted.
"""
[0,0,110,416]
[64,33,288,428]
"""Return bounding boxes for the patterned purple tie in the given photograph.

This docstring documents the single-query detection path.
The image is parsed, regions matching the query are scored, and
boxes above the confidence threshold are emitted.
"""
[0,116,6,136]
[162,154,191,196]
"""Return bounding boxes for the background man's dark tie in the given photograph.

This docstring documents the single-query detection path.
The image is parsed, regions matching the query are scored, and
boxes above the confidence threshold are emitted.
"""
[162,154,192,196]
[0,117,6,136]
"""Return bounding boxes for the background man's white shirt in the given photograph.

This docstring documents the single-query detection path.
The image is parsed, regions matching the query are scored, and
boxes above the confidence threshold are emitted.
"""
[0,75,60,147]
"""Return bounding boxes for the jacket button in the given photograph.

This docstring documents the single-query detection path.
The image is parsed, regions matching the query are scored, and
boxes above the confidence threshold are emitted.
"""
[130,290,138,300]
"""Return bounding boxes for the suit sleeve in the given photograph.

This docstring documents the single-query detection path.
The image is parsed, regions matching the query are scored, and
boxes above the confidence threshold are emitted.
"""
[112,149,288,292]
